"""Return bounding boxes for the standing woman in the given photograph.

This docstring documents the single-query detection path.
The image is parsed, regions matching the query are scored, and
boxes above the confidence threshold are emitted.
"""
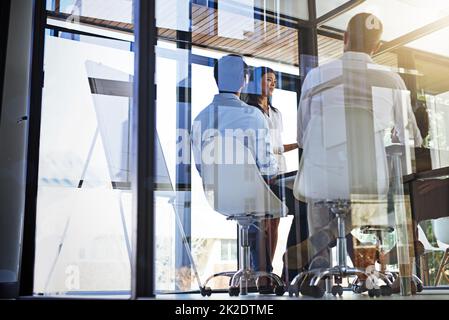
[244,66,299,280]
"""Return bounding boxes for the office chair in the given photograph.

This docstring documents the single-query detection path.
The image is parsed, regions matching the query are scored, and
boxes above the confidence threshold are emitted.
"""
[289,106,396,298]
[198,136,288,296]
[417,224,444,286]
[433,217,449,286]
[356,225,423,294]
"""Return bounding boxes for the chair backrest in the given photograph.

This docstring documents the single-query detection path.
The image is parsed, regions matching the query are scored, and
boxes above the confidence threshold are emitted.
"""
[296,106,389,201]
[432,217,449,247]
[200,136,288,218]
[417,224,438,251]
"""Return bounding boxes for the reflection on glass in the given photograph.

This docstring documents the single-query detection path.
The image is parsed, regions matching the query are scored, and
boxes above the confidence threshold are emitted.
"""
[155,0,302,293]
[218,0,254,40]
[431,218,449,286]
[413,53,449,171]
[325,0,449,41]
[316,0,349,18]
[318,35,399,70]
[254,0,309,20]
[290,13,424,295]
[47,0,134,42]
[271,89,299,172]
[34,0,134,297]
[188,2,299,66]
[426,91,449,169]
[318,35,344,65]
[55,0,133,23]
[156,0,190,32]
[408,26,449,58]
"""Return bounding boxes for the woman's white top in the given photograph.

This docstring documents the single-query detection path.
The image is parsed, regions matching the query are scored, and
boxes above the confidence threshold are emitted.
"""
[263,106,287,173]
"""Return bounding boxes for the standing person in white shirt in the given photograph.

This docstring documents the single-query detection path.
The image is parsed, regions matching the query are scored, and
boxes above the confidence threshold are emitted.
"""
[289,13,423,295]
[245,67,298,173]
[243,66,308,285]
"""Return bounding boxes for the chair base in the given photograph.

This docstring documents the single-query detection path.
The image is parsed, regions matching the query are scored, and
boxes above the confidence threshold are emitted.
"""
[201,270,286,296]
[201,216,286,296]
[288,265,394,298]
[352,272,423,295]
[435,248,449,286]
[288,199,396,298]
[229,269,285,296]
[359,225,424,294]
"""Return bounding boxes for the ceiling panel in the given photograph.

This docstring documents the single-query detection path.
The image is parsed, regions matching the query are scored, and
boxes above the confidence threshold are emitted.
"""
[324,0,449,42]
[316,0,350,18]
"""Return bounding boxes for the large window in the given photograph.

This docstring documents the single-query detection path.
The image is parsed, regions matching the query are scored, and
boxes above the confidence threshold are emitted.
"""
[29,0,449,298]
[34,0,134,296]
[154,0,301,293]
[324,0,449,41]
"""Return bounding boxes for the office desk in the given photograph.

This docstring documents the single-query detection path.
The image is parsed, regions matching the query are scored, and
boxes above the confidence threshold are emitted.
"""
[404,167,449,223]
[403,166,449,285]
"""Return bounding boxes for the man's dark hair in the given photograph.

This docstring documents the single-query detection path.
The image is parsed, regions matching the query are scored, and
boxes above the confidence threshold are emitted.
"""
[213,54,249,93]
[346,13,383,54]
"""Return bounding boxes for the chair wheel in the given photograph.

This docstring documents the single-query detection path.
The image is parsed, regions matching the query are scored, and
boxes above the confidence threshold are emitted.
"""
[200,287,212,297]
[368,288,380,298]
[229,287,239,297]
[380,285,392,296]
[258,285,274,295]
[351,277,368,294]
[331,285,343,296]
[274,285,286,296]
[288,284,299,297]
[416,283,423,293]
[300,285,325,298]
[387,273,396,282]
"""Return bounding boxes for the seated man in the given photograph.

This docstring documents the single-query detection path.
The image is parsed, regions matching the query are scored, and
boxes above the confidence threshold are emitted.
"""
[288,12,423,294]
[191,54,279,289]
[192,54,278,178]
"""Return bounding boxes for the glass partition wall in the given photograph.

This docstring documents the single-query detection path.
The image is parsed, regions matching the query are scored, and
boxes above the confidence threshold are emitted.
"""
[34,0,134,296]
[318,5,449,289]
[154,0,305,293]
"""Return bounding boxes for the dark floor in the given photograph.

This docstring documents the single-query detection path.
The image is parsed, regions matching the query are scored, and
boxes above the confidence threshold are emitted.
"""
[158,289,449,300]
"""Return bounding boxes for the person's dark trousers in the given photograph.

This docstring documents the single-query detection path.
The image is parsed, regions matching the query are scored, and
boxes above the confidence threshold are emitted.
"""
[278,187,355,283]
[279,190,309,283]
[248,222,272,273]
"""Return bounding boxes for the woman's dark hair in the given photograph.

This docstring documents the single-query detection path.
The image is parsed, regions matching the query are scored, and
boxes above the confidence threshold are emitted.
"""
[243,66,278,113]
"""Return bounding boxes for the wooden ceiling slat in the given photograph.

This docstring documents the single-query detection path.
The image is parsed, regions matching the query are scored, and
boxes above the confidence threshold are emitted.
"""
[254,32,296,57]
[193,9,212,31]
[193,10,218,42]
[254,34,297,63]
[318,36,342,51]
[193,7,215,35]
[319,40,342,53]
[159,28,174,38]
[191,3,202,16]
[242,23,288,51]
[318,35,343,64]
[207,18,267,50]
[48,4,302,67]
[257,42,297,62]
[230,21,276,54]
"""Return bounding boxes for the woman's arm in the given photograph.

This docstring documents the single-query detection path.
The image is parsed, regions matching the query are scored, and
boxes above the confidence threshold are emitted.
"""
[283,143,299,153]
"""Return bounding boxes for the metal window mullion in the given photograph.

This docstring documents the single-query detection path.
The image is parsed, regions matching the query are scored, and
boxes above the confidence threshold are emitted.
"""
[131,0,157,299]
[19,0,46,297]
